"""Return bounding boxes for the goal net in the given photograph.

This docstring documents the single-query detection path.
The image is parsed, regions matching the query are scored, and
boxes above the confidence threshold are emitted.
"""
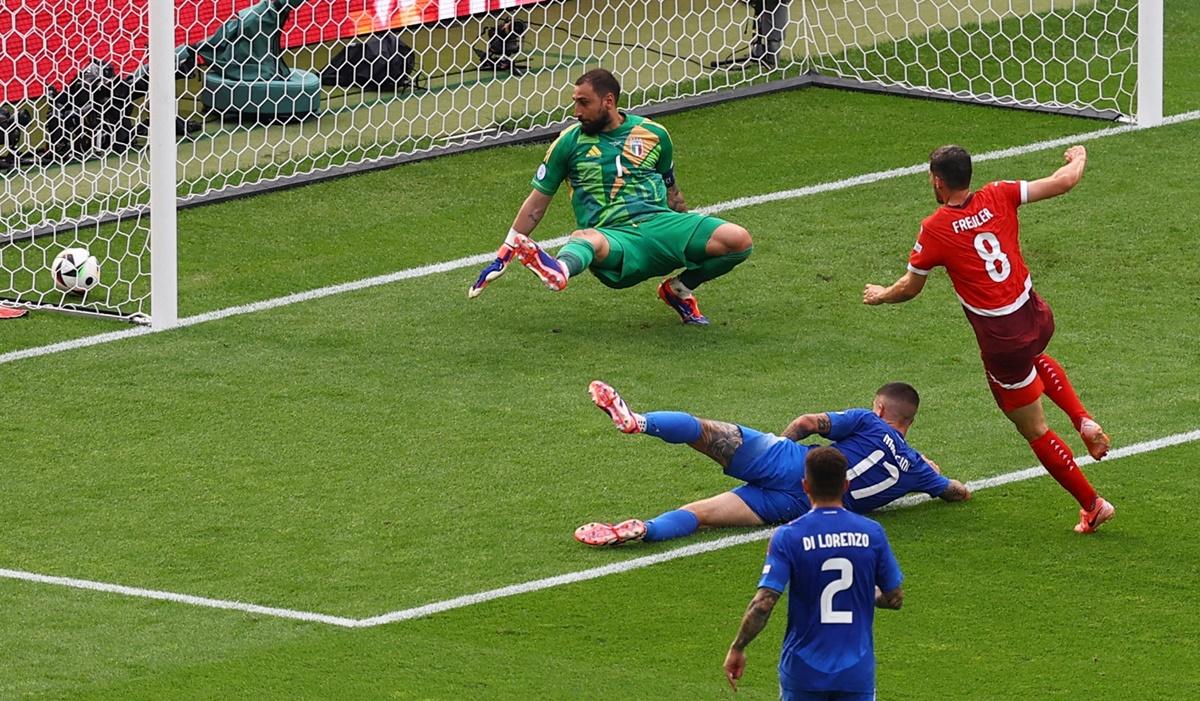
[0,0,1156,324]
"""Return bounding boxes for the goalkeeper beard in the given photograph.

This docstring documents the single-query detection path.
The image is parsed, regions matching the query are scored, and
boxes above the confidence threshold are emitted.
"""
[578,111,612,136]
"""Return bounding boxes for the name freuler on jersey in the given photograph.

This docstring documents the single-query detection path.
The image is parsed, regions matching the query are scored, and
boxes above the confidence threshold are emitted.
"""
[951,207,995,234]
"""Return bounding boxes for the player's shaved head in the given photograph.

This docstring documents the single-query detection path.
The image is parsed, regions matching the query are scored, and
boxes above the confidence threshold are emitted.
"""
[929,145,972,190]
[804,446,849,502]
[576,69,621,102]
[874,382,920,426]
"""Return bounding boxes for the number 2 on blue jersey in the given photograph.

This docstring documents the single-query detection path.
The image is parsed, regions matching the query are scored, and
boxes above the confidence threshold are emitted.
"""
[820,557,854,624]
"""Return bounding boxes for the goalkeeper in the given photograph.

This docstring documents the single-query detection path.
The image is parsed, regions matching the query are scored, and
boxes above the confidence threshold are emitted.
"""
[468,69,753,325]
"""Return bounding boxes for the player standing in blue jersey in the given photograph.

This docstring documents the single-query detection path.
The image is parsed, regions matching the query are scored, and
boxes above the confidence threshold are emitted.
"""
[723,446,904,698]
[574,381,969,546]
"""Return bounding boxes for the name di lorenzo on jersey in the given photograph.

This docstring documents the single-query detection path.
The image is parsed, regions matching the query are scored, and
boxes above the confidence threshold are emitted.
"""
[802,531,872,551]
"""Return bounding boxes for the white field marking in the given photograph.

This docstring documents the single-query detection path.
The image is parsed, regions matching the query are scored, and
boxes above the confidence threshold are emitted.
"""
[356,427,1200,626]
[2,109,1198,369]
[0,567,359,628]
[3,428,1197,627]
[695,109,1200,215]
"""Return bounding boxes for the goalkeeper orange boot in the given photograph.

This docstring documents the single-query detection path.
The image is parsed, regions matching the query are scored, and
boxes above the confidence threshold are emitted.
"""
[589,380,643,434]
[467,243,516,298]
[513,233,568,291]
[1074,496,1115,534]
[1079,418,1111,460]
[657,278,709,325]
[574,519,647,547]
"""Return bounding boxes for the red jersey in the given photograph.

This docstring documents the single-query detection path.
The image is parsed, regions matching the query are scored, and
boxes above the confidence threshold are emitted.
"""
[908,180,1032,317]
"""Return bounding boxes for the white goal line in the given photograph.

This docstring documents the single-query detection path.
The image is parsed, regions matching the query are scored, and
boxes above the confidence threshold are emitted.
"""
[2,428,1198,628]
[1,108,1197,369]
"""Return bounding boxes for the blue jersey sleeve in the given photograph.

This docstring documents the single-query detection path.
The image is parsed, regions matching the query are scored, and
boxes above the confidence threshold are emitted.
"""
[824,408,872,441]
[874,526,904,593]
[911,456,951,497]
[758,530,793,593]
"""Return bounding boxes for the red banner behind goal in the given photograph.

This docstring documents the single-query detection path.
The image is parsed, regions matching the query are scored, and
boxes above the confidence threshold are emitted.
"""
[0,0,552,102]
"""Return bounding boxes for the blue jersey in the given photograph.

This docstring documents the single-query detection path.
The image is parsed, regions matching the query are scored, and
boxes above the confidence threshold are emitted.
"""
[759,508,903,694]
[825,409,950,513]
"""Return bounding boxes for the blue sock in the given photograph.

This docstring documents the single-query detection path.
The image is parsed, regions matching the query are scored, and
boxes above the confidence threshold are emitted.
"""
[644,509,701,542]
[644,411,702,444]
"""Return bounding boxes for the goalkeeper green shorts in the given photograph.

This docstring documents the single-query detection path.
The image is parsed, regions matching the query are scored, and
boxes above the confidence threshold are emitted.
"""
[590,211,727,289]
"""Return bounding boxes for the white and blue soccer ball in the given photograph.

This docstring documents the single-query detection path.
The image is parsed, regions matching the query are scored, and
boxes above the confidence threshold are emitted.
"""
[51,247,101,294]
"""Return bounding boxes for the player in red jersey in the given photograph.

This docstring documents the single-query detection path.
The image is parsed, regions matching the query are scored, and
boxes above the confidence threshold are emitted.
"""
[862,144,1114,534]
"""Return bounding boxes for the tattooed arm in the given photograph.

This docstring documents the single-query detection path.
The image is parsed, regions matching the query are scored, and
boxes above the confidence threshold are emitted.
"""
[922,454,972,502]
[782,412,831,442]
[938,479,972,502]
[510,189,554,236]
[723,588,781,691]
[667,184,688,212]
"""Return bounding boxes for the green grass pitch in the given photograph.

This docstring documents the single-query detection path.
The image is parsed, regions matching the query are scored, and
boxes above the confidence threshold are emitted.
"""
[1,2,1198,698]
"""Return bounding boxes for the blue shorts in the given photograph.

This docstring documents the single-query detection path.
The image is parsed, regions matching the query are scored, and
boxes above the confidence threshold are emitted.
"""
[727,426,812,524]
[782,689,875,701]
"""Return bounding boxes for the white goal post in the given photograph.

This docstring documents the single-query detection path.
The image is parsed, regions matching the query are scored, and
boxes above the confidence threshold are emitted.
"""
[0,0,1162,326]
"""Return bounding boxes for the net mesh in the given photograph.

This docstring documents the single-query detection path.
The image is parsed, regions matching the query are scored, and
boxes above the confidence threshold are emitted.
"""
[0,0,1140,321]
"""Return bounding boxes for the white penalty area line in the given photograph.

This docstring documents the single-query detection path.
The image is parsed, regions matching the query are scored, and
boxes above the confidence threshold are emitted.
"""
[3,427,1198,628]
[2,109,1198,368]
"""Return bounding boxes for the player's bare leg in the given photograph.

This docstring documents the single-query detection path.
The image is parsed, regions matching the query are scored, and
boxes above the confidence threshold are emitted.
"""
[681,492,766,528]
[565,229,610,262]
[589,384,742,467]
[1006,399,1114,533]
[1034,353,1110,459]
[689,419,745,469]
[580,389,757,545]
[574,492,762,547]
[704,223,754,257]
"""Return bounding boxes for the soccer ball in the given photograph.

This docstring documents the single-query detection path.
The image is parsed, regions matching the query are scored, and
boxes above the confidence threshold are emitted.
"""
[51,248,101,294]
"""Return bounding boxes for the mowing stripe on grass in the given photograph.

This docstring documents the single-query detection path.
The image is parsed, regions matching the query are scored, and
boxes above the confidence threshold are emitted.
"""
[2,109,1198,368]
[3,428,1197,627]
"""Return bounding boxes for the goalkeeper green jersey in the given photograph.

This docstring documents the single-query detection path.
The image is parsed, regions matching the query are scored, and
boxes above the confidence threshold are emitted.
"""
[530,113,675,228]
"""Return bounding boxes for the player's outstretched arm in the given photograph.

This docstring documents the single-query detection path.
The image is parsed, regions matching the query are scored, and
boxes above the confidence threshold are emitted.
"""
[724,587,781,691]
[875,585,904,610]
[922,453,971,502]
[1025,145,1087,203]
[782,412,831,441]
[863,270,927,305]
[509,189,555,237]
[938,479,972,502]
[468,189,556,299]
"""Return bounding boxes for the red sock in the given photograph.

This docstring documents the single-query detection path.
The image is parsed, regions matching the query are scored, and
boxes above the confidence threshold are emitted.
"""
[1029,430,1097,509]
[1034,354,1090,431]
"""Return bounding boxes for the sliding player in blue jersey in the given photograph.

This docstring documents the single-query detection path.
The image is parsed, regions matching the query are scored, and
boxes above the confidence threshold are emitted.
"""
[724,446,904,699]
[574,381,970,546]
